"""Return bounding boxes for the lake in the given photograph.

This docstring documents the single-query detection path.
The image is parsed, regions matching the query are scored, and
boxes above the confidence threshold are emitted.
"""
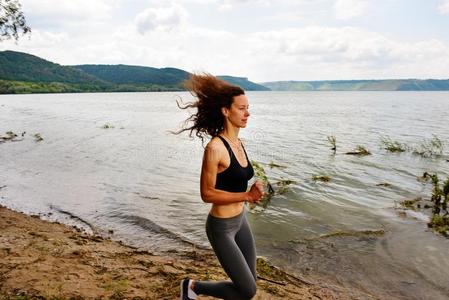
[1,91,449,299]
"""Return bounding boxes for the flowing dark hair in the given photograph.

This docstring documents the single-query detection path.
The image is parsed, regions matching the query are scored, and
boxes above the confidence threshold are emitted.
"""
[173,73,244,144]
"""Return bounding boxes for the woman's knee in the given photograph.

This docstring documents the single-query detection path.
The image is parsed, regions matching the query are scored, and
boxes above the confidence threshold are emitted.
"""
[238,280,257,299]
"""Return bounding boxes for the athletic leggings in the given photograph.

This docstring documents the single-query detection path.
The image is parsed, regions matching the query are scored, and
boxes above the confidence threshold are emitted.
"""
[193,209,257,299]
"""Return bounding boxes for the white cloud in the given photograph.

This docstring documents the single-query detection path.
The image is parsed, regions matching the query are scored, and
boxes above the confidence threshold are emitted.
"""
[135,3,188,34]
[0,29,72,64]
[438,0,449,14]
[3,22,449,81]
[334,0,369,20]
[175,0,217,3]
[218,0,268,11]
[243,26,449,80]
[2,0,449,81]
[215,0,323,11]
[20,0,114,26]
[249,27,394,62]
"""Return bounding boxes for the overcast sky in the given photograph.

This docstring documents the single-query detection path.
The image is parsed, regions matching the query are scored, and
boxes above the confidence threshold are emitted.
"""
[2,0,449,82]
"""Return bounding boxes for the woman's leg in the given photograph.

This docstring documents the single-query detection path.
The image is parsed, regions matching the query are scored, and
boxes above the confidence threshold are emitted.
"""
[235,213,257,281]
[193,214,257,299]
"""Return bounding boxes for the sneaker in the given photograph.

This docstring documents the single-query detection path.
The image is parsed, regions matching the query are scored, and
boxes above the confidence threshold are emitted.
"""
[180,278,193,300]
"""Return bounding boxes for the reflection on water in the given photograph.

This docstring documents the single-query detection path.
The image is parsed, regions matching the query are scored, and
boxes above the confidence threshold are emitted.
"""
[1,91,449,299]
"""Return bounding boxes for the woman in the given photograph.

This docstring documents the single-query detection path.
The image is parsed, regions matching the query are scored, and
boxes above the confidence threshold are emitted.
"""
[175,74,264,299]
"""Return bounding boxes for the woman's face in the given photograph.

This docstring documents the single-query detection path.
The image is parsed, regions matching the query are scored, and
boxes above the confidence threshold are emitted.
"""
[223,94,250,128]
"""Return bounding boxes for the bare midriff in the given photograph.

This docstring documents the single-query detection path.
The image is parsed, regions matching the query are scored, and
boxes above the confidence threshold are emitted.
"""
[210,202,244,218]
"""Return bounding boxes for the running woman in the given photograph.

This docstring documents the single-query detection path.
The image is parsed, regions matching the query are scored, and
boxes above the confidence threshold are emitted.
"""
[175,74,264,299]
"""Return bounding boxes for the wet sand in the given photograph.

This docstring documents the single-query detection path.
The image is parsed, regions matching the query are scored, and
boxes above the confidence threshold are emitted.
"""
[0,205,377,299]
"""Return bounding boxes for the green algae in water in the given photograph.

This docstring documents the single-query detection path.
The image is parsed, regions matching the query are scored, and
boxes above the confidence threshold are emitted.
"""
[345,145,371,156]
[34,133,43,142]
[102,123,114,129]
[417,172,432,183]
[402,172,449,237]
[327,135,336,153]
[268,161,287,169]
[312,175,331,182]
[314,229,386,239]
[250,160,295,212]
[250,160,275,212]
[276,178,296,194]
[380,136,406,153]
[0,131,17,142]
[380,135,445,158]
[428,215,449,236]
[412,135,444,158]
[399,197,422,210]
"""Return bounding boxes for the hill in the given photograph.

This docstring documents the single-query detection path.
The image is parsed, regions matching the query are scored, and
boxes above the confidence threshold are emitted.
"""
[218,76,270,91]
[0,50,268,93]
[260,79,449,91]
[5,50,448,93]
[74,65,189,88]
[0,50,105,85]
[74,65,269,91]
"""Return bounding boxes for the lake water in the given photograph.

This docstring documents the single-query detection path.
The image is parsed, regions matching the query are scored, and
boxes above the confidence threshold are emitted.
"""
[1,91,449,299]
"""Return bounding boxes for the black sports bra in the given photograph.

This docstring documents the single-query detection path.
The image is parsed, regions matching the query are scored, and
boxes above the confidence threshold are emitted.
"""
[215,136,254,193]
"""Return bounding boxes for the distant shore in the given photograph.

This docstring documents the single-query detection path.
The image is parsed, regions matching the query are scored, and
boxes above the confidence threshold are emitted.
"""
[0,205,378,299]
[0,79,185,94]
[2,50,449,95]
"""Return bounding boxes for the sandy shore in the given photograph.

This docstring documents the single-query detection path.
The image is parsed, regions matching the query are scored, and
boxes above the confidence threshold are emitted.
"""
[0,205,376,299]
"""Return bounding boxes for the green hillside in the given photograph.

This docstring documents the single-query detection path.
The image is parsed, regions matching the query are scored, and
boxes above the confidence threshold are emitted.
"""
[74,64,189,87]
[74,66,269,91]
[5,50,447,94]
[261,79,449,91]
[0,50,268,94]
[218,76,270,91]
[0,50,105,85]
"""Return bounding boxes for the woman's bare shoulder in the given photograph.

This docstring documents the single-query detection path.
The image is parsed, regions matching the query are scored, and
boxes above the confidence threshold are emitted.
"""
[206,136,225,150]
[204,137,226,160]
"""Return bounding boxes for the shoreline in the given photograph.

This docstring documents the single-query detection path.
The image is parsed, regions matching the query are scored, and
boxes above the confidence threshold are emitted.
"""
[0,205,378,299]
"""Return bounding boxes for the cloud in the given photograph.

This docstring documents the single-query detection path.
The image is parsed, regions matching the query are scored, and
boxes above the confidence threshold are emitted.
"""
[3,21,449,81]
[438,0,449,14]
[214,0,323,11]
[134,3,188,34]
[249,27,395,62]
[20,0,114,28]
[3,0,449,81]
[334,0,369,20]
[0,29,72,63]
[218,0,270,11]
[243,26,449,80]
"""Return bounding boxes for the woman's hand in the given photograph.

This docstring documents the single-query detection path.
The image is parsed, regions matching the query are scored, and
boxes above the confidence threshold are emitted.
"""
[247,180,265,203]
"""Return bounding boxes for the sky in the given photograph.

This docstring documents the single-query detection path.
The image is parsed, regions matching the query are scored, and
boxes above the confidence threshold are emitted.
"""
[2,0,449,82]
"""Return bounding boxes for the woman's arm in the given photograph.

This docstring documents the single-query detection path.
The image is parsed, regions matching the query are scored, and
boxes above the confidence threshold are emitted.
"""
[200,141,262,205]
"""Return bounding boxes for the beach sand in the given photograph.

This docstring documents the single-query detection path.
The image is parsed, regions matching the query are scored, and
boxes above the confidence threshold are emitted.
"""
[0,205,376,299]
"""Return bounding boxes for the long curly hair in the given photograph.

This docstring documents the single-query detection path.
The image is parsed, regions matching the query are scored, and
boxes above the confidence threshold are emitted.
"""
[174,73,244,144]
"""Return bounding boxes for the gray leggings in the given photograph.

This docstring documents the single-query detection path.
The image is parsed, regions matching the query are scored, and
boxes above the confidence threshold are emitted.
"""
[193,209,257,299]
